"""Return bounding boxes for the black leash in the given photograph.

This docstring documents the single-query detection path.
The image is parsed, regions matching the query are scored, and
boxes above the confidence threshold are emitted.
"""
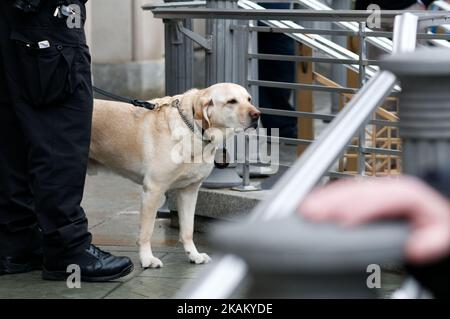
[93,86,155,110]
[93,86,213,144]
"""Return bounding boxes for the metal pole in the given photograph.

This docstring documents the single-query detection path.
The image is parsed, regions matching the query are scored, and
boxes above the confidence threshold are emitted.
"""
[242,135,250,186]
[330,0,351,114]
[163,18,194,95]
[232,134,261,192]
[392,13,418,54]
[248,20,259,106]
[205,0,239,84]
[202,0,243,188]
[357,21,367,176]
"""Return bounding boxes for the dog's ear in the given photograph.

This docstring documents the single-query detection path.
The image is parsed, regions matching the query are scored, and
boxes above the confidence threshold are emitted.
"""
[195,94,214,128]
[202,99,213,128]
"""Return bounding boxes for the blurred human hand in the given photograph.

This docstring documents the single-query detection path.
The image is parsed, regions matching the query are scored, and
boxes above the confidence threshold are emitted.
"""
[299,176,450,265]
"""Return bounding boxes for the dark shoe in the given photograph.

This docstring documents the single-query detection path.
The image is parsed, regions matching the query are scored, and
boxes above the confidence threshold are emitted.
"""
[0,250,43,275]
[42,244,133,282]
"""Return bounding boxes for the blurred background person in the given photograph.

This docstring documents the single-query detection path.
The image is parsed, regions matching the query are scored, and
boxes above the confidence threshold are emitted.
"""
[258,2,297,138]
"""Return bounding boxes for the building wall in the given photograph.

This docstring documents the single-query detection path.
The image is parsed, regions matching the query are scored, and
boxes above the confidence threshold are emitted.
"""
[85,0,165,99]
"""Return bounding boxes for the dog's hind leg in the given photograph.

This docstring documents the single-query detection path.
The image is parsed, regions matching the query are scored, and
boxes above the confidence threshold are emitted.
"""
[176,182,211,264]
[139,182,166,268]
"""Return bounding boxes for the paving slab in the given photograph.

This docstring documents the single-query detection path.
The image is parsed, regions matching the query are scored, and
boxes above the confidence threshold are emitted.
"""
[104,276,190,299]
[0,271,121,299]
[140,252,212,280]
[82,171,141,229]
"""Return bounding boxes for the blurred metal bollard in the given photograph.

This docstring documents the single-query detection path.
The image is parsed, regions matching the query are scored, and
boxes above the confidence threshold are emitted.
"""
[211,217,409,298]
[380,48,450,177]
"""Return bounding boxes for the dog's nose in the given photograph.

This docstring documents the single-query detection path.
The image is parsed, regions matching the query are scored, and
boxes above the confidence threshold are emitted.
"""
[249,109,261,120]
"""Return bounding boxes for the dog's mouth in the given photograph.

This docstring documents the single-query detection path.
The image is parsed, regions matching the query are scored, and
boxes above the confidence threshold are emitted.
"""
[231,123,258,133]
[223,121,258,134]
[245,121,259,131]
[234,125,256,134]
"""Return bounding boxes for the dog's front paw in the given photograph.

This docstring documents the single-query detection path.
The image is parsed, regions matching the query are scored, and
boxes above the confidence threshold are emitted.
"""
[188,252,212,265]
[141,256,164,269]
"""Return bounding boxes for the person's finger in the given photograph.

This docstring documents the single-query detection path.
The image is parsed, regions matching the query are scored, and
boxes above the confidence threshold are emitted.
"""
[300,179,368,220]
[301,178,413,222]
[340,178,450,227]
[300,176,450,264]
[301,177,441,226]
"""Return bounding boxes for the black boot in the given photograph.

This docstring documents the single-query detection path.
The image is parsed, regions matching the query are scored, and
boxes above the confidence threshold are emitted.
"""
[0,249,43,275]
[42,244,133,282]
[0,228,43,276]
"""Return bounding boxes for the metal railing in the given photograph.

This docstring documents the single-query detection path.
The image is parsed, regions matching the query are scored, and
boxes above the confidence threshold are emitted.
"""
[430,0,450,48]
[146,1,450,189]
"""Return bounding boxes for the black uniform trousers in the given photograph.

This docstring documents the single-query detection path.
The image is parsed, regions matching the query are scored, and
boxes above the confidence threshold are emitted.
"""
[0,1,92,259]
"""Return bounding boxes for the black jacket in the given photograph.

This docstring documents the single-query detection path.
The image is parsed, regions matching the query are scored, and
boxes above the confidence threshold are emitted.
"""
[355,0,434,10]
[407,257,450,299]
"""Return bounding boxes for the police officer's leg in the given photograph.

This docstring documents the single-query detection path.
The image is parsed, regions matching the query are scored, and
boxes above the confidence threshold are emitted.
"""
[10,50,132,280]
[0,0,92,261]
[12,81,93,260]
[0,1,91,259]
[0,70,40,258]
[4,1,132,280]
[0,9,42,272]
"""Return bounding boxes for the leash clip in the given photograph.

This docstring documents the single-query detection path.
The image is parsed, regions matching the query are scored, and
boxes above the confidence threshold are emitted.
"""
[132,99,155,110]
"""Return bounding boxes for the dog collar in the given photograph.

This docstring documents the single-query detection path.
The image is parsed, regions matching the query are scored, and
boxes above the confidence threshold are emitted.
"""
[171,99,212,144]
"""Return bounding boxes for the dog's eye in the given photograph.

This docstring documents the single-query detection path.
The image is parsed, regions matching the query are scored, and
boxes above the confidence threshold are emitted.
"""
[227,99,237,104]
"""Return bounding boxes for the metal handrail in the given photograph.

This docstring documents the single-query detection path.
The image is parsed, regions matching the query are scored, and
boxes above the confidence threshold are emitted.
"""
[296,0,393,53]
[433,0,450,12]
[147,2,450,84]
[237,0,378,78]
[258,107,400,127]
[242,25,450,40]
[174,11,418,299]
[148,7,450,22]
[429,1,450,48]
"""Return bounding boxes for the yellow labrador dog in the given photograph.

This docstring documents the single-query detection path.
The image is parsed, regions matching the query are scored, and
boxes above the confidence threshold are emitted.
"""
[89,83,260,268]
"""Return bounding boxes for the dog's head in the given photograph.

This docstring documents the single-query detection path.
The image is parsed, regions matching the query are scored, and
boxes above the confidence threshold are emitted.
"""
[193,83,261,133]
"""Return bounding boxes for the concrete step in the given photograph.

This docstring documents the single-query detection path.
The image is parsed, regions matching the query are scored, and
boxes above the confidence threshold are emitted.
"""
[168,165,289,231]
